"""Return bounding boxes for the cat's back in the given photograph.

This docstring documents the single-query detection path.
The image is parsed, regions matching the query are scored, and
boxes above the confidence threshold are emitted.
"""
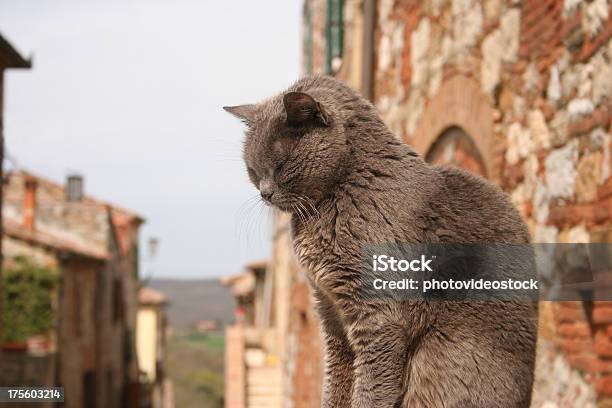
[361,155,530,244]
[425,164,530,244]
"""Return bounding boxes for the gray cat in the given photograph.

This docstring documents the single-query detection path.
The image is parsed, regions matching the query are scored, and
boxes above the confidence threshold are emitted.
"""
[225,75,538,408]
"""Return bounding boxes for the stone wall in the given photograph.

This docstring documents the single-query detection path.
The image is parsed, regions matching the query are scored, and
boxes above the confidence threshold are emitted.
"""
[3,235,57,267]
[58,257,100,408]
[296,0,612,406]
[4,171,110,252]
[0,353,56,408]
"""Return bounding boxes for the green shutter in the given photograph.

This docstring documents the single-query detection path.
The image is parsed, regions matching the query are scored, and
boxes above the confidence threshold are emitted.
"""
[325,0,344,75]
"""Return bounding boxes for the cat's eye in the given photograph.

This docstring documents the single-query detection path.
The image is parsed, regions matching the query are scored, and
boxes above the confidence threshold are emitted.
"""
[247,166,259,182]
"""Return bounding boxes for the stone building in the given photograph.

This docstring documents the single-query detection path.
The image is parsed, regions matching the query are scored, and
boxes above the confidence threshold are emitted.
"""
[2,170,144,408]
[0,31,31,347]
[261,0,612,407]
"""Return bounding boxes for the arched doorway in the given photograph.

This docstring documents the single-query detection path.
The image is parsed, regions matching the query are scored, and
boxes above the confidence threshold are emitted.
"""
[425,126,487,177]
[408,76,496,182]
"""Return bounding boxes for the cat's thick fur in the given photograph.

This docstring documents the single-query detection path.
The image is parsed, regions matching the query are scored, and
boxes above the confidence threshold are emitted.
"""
[225,75,538,408]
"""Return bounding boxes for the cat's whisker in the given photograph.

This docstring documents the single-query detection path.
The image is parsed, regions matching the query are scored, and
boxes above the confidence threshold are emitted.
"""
[251,198,269,240]
[293,196,308,216]
[300,195,320,220]
[255,198,272,237]
[235,196,255,237]
[294,195,319,224]
[293,199,305,219]
[293,203,303,223]
[236,200,256,245]
[293,202,306,224]
[289,203,300,222]
[235,194,265,246]
[295,199,309,224]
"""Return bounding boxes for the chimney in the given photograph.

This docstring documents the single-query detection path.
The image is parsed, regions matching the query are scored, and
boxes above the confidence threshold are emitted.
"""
[66,174,84,202]
[23,176,37,230]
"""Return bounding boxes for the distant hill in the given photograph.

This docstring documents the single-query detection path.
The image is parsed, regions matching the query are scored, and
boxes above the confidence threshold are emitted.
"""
[149,279,235,330]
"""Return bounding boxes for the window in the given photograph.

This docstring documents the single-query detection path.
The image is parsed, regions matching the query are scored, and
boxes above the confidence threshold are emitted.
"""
[106,369,115,407]
[325,0,344,74]
[82,371,96,408]
[124,329,133,365]
[132,242,139,278]
[112,278,124,325]
[73,274,82,338]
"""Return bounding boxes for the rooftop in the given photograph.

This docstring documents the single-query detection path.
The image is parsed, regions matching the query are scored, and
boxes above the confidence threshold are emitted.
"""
[9,169,145,223]
[3,218,109,261]
[0,32,31,69]
[139,287,168,305]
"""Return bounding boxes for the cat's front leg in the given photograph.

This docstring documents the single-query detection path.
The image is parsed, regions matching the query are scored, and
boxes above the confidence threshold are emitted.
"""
[313,288,355,408]
[348,316,407,408]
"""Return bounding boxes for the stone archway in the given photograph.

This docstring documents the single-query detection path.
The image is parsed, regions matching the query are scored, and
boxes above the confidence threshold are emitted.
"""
[409,76,497,181]
[425,126,488,177]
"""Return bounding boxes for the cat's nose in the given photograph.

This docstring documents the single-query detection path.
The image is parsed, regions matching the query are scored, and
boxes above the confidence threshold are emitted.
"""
[261,190,274,201]
[259,179,274,202]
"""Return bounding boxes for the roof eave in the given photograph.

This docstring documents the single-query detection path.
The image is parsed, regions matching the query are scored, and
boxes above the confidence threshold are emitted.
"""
[0,34,31,69]
[3,219,110,262]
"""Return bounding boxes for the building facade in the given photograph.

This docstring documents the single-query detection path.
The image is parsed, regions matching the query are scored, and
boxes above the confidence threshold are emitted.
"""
[266,0,612,407]
[223,260,287,408]
[136,286,171,408]
[0,31,31,351]
[2,170,144,408]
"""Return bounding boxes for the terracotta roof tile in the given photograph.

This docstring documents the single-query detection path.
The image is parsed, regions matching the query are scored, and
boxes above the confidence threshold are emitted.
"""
[139,287,168,305]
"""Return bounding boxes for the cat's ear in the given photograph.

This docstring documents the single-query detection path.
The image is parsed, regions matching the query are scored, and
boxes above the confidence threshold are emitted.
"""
[223,104,256,124]
[283,92,329,127]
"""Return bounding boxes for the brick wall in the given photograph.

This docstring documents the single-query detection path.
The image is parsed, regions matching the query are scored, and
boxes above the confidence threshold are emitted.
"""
[285,259,322,408]
[296,0,612,406]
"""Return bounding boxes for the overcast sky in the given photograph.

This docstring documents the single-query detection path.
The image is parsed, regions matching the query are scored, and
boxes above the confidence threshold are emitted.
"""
[0,0,302,279]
